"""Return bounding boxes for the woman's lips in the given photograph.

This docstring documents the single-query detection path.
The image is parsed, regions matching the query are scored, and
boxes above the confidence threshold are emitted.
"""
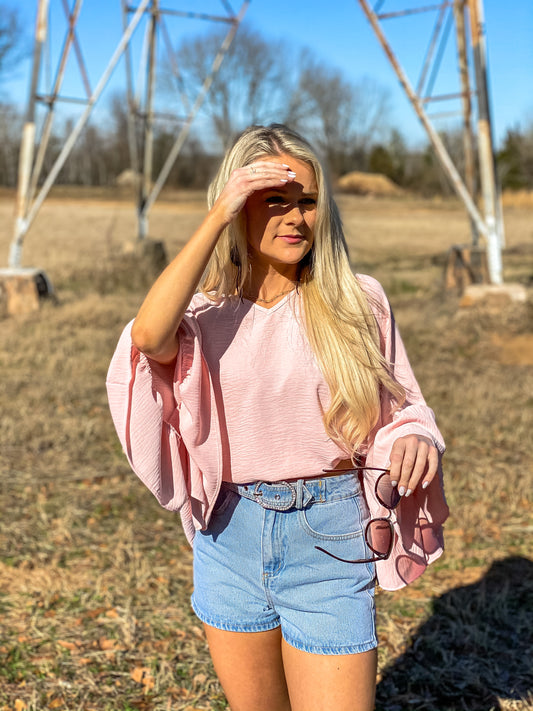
[277,235,304,244]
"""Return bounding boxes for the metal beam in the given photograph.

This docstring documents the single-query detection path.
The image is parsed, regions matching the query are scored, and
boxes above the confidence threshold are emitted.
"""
[11,0,49,269]
[454,0,478,244]
[138,0,158,241]
[121,0,140,175]
[377,3,453,20]
[467,0,505,264]
[126,5,235,23]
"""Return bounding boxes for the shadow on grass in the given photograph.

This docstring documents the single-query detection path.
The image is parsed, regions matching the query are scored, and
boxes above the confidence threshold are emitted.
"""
[376,556,533,711]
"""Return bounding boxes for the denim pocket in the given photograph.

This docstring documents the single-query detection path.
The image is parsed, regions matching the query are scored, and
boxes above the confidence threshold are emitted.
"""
[298,494,366,541]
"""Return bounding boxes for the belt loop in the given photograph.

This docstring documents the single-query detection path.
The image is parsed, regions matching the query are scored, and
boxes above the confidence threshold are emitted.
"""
[295,479,303,509]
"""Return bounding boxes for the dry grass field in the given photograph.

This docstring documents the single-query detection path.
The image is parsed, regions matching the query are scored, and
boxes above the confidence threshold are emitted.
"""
[0,188,532,711]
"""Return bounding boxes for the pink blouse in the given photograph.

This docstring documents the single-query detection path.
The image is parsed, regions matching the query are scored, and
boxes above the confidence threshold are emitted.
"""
[106,274,449,590]
[179,290,349,483]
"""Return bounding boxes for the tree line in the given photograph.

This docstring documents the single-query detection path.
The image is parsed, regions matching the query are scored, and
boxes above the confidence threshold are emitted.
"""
[0,10,532,195]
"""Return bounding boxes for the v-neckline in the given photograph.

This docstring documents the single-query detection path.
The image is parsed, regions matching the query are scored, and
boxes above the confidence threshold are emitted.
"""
[241,291,294,313]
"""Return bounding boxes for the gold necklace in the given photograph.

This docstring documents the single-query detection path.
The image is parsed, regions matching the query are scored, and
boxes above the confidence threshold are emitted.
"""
[245,285,297,304]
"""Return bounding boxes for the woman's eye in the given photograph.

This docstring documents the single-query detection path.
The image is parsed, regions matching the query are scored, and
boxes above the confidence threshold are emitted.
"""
[265,196,317,208]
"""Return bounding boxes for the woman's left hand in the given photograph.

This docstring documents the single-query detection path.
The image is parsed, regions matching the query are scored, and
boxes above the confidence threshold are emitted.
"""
[388,434,439,497]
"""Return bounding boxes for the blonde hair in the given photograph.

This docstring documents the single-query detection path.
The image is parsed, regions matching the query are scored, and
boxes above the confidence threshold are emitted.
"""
[202,124,404,456]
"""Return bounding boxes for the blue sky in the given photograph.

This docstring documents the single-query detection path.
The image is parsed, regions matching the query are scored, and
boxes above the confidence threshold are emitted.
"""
[4,0,533,148]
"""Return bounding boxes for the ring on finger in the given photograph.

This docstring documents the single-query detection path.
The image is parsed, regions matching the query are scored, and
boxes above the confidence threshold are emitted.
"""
[249,166,256,175]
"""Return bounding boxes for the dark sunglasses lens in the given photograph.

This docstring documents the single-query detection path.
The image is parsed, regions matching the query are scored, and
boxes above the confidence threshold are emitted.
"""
[375,474,401,509]
[367,519,393,557]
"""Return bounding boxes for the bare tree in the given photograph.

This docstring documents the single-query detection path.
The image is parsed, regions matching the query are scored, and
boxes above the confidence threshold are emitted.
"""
[107,92,134,177]
[293,52,391,178]
[0,3,24,83]
[0,102,21,185]
[0,4,24,184]
[168,25,297,149]
[497,123,533,190]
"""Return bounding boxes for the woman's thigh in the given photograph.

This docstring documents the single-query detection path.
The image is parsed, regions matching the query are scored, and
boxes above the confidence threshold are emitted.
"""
[282,640,377,711]
[203,624,291,711]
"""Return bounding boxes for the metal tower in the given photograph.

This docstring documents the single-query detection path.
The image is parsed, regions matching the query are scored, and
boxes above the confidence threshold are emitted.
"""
[357,0,504,284]
[7,0,503,287]
[8,0,250,271]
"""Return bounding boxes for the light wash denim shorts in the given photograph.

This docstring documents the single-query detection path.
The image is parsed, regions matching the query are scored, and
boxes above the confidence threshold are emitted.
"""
[191,472,378,655]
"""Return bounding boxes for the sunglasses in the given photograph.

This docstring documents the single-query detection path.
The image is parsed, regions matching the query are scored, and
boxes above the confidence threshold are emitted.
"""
[315,467,401,564]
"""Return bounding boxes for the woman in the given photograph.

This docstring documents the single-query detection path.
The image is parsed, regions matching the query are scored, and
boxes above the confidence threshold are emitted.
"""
[107,124,448,711]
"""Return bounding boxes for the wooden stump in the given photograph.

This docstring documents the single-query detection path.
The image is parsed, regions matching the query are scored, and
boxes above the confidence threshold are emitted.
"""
[445,245,489,293]
[0,269,53,318]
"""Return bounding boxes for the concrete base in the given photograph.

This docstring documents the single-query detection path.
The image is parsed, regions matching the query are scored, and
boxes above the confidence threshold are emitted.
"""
[0,268,54,318]
[459,283,528,308]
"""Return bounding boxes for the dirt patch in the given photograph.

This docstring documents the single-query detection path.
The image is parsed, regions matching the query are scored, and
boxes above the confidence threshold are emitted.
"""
[491,333,533,365]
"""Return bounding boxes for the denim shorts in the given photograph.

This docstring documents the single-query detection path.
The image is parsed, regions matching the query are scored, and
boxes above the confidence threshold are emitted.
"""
[191,472,377,655]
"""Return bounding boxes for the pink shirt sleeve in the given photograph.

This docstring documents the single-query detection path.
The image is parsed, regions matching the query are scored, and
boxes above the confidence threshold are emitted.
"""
[106,314,224,545]
[106,320,195,542]
[358,274,449,590]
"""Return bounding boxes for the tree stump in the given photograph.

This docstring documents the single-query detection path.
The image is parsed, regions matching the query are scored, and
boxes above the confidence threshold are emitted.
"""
[0,269,53,318]
[445,245,489,293]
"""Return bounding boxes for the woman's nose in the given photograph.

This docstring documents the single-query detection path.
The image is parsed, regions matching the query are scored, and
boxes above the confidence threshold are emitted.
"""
[284,203,305,224]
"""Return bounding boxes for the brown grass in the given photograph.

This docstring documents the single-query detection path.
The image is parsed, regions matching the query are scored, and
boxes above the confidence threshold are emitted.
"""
[0,190,532,710]
[502,189,533,208]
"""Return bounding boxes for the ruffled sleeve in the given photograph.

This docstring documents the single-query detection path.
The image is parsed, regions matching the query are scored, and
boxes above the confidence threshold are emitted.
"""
[106,308,223,545]
[357,274,449,590]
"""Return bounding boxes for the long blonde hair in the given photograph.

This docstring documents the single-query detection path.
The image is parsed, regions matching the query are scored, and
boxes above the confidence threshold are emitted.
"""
[202,124,404,456]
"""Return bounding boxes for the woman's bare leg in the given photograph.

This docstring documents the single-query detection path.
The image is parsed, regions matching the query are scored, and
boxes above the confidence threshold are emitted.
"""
[282,639,377,711]
[203,624,291,711]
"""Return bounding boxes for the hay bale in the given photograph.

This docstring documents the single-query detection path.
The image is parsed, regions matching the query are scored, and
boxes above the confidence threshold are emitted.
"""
[337,171,404,196]
[116,169,142,189]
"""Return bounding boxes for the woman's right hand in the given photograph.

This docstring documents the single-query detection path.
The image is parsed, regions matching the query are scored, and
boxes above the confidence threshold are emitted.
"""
[211,160,296,226]
[131,161,295,363]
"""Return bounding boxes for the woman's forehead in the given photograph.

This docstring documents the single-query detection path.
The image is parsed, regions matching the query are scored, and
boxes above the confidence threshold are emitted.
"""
[256,153,317,190]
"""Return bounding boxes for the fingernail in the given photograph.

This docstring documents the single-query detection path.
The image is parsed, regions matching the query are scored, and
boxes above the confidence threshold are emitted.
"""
[422,481,429,489]
[287,171,296,178]
[282,163,290,167]
[399,486,405,496]
[405,489,412,498]
[279,179,288,183]
[391,480,398,488]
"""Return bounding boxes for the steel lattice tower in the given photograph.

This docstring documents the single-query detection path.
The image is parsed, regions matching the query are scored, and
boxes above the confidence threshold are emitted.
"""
[357,0,503,284]
[8,0,250,273]
[7,0,503,287]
